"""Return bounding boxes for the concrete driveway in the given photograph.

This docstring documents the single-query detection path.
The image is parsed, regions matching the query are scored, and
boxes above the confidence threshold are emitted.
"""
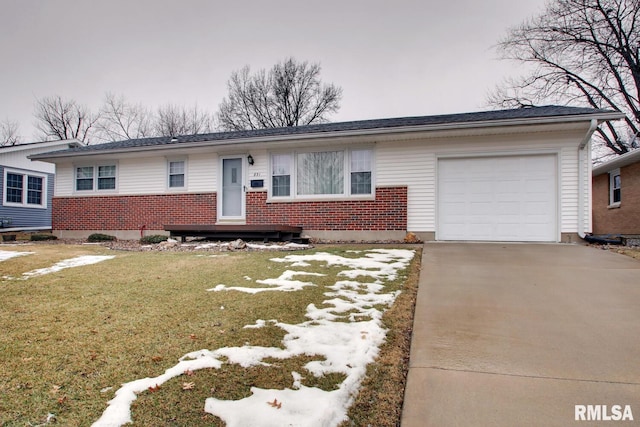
[401,243,640,426]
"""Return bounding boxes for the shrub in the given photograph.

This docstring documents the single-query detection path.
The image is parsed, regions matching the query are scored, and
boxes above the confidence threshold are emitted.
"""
[30,234,58,241]
[87,233,117,242]
[140,235,169,244]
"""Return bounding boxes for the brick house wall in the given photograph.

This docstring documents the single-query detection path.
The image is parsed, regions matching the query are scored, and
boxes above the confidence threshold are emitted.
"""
[52,186,408,233]
[592,161,640,235]
[53,193,217,231]
[246,187,408,230]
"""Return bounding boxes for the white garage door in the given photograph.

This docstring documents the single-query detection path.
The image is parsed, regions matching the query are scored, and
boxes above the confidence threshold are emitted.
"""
[438,155,557,242]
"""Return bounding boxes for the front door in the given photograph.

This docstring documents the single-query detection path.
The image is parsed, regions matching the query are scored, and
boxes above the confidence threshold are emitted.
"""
[220,157,244,220]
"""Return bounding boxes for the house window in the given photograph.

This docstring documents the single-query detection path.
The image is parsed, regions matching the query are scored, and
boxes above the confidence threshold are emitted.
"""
[98,165,116,190]
[350,149,372,194]
[27,176,43,205]
[609,169,621,206]
[75,164,117,191]
[76,167,94,191]
[168,160,185,188]
[271,154,291,196]
[3,170,46,208]
[297,151,344,195]
[270,148,374,198]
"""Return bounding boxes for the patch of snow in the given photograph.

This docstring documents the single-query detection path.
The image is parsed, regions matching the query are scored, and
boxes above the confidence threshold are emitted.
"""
[92,248,415,427]
[208,270,324,294]
[0,250,33,262]
[21,255,115,278]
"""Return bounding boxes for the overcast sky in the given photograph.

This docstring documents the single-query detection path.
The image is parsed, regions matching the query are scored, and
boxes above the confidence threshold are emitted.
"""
[0,0,547,141]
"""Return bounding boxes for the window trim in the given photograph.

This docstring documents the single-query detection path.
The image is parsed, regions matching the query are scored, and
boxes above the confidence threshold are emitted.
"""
[74,162,118,193]
[167,158,187,190]
[3,168,48,209]
[608,168,621,207]
[268,147,375,201]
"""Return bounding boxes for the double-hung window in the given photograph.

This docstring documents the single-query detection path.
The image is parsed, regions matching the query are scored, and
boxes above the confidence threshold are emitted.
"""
[609,169,621,206]
[270,148,373,199]
[3,169,46,208]
[168,160,186,188]
[75,164,117,192]
[271,154,292,196]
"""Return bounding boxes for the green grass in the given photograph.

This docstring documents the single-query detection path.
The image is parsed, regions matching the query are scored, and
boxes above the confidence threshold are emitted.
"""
[0,244,420,426]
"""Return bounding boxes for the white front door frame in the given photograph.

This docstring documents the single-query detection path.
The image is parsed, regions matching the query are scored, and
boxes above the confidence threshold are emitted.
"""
[218,155,246,223]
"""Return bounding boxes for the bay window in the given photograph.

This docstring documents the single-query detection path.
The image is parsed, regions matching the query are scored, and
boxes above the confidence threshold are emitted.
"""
[270,148,373,199]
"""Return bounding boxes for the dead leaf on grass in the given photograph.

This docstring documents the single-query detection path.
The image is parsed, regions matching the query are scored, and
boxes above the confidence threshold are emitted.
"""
[184,369,194,376]
[189,334,197,340]
[151,356,163,362]
[182,382,195,390]
[148,384,161,393]
[57,396,68,405]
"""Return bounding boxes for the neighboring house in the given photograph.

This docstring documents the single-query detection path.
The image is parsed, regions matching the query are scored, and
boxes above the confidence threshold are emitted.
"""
[30,106,623,243]
[592,148,640,236]
[1,139,84,230]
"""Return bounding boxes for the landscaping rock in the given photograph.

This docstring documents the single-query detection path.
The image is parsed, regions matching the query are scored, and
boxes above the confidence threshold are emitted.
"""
[228,239,247,250]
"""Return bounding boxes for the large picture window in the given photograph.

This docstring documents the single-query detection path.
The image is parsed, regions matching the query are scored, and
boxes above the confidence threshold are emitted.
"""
[3,170,46,208]
[270,148,373,199]
[75,164,117,192]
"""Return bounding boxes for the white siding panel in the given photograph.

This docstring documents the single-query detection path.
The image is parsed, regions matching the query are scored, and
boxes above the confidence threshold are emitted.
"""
[118,157,165,194]
[54,162,75,196]
[188,153,217,192]
[560,146,579,232]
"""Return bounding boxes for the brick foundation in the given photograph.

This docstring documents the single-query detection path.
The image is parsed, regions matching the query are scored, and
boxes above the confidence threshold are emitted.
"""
[246,187,407,230]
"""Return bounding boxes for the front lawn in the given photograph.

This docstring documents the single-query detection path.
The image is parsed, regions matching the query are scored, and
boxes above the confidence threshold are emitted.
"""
[0,243,420,426]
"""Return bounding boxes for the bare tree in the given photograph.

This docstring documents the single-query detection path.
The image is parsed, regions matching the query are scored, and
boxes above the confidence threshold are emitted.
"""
[34,95,99,143]
[0,119,21,146]
[217,58,342,131]
[490,0,640,155]
[95,93,154,142]
[153,103,214,137]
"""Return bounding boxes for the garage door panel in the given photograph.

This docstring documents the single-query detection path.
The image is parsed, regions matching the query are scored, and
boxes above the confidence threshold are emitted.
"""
[438,155,557,242]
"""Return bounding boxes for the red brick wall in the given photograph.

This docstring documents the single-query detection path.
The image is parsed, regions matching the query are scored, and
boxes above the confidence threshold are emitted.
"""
[52,187,408,232]
[246,187,407,230]
[592,162,640,235]
[53,193,217,231]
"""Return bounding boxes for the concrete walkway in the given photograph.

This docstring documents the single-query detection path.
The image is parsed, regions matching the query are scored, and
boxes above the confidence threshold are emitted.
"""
[401,243,640,426]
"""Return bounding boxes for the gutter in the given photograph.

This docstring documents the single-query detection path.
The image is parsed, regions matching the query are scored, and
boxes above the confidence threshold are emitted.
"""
[577,119,599,239]
[30,111,625,162]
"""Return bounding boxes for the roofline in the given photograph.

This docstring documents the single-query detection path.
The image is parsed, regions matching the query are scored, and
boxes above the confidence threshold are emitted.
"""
[2,139,84,155]
[30,110,625,161]
[593,148,640,176]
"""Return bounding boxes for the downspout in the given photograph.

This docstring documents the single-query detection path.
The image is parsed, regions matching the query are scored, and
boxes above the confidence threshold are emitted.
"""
[577,119,599,239]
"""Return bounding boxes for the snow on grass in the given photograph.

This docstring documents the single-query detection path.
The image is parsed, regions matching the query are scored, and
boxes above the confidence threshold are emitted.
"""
[0,249,33,262]
[208,270,324,294]
[20,255,115,278]
[92,248,415,427]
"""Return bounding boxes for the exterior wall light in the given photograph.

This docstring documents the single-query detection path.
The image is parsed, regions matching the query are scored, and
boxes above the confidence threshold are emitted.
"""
[247,154,254,165]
